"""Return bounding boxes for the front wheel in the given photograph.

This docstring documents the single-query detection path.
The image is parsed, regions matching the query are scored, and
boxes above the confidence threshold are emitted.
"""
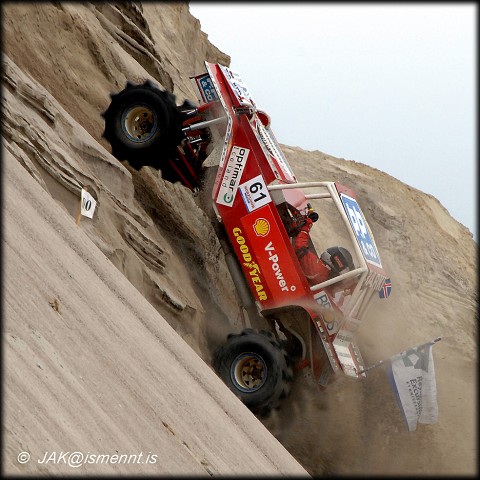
[213,329,293,416]
[102,80,184,173]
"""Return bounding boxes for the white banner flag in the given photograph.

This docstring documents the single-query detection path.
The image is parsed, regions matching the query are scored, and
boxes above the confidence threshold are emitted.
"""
[80,189,97,219]
[387,343,439,431]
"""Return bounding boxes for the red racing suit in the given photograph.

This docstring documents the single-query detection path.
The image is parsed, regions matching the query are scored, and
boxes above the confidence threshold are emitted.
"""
[294,218,331,285]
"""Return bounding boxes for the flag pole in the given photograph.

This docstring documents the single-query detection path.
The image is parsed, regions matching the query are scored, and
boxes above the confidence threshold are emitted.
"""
[355,336,442,376]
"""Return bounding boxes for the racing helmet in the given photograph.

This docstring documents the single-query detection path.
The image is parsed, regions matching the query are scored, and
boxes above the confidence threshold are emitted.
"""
[320,247,354,277]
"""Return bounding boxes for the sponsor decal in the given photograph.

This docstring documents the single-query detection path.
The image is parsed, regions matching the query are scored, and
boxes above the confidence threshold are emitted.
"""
[217,146,250,207]
[205,63,232,169]
[233,227,267,301]
[335,332,354,344]
[220,65,256,107]
[265,241,297,293]
[253,218,270,237]
[195,74,219,103]
[239,174,271,212]
[315,290,333,309]
[257,122,281,161]
[240,205,304,299]
[314,290,341,336]
[341,193,382,268]
[256,122,295,180]
[322,309,336,325]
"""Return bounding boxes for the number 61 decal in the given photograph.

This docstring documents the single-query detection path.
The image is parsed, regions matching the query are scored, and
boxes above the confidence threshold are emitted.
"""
[239,175,272,212]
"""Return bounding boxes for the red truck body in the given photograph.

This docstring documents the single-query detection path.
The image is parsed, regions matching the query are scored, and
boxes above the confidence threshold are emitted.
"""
[192,63,389,384]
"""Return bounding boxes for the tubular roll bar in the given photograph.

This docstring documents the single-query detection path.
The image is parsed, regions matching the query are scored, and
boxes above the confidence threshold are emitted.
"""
[182,115,227,132]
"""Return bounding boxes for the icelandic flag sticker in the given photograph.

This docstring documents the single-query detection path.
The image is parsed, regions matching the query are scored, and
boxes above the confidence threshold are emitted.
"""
[379,278,392,299]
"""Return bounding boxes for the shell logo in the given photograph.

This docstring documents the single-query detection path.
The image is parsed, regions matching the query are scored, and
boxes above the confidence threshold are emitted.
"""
[253,218,270,237]
[322,309,336,324]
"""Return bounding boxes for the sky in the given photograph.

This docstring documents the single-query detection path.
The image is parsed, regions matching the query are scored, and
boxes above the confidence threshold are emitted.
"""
[189,3,476,239]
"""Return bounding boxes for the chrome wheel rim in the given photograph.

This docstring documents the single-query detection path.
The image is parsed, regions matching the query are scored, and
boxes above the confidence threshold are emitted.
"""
[122,105,157,142]
[231,353,267,393]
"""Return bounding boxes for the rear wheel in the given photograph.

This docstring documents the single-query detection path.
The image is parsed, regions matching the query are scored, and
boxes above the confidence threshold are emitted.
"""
[102,81,184,178]
[213,329,293,416]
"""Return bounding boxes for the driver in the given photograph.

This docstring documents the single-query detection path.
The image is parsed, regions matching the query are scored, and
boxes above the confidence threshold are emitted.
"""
[294,217,355,286]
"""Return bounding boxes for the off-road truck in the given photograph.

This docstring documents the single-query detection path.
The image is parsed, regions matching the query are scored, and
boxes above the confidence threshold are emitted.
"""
[102,63,389,416]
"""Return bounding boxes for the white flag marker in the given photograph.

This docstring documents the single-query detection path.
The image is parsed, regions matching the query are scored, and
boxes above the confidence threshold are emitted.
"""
[388,343,439,431]
[356,337,441,431]
[76,187,97,224]
[80,188,97,218]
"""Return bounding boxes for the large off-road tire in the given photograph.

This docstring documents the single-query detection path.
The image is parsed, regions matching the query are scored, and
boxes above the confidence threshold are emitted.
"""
[102,80,184,174]
[213,329,293,417]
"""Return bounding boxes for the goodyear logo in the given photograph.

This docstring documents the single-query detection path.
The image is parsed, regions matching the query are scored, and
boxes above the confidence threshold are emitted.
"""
[253,218,270,237]
[233,227,267,301]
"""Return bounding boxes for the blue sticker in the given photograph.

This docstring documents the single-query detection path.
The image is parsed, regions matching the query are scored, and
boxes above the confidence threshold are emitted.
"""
[340,194,382,268]
[197,74,219,102]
